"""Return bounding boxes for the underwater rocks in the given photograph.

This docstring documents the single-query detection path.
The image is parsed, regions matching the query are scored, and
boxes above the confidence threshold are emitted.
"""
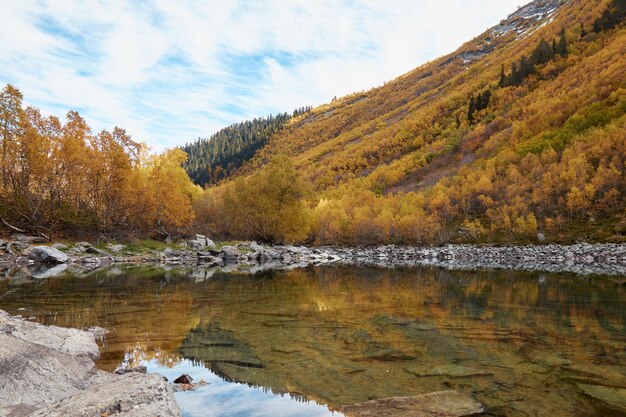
[336,390,486,417]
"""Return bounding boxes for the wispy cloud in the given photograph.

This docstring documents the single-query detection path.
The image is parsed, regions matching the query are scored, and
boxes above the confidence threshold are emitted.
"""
[0,0,522,150]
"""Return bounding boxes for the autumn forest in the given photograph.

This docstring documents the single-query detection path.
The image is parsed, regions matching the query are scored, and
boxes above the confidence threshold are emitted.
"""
[1,0,624,246]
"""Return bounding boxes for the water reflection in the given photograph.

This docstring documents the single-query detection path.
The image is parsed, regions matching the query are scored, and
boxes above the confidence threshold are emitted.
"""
[0,265,624,416]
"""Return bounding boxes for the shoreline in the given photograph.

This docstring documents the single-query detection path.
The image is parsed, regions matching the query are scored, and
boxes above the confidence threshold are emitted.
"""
[1,234,626,278]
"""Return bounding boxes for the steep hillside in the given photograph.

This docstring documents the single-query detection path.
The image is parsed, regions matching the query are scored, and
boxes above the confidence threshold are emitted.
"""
[200,0,626,245]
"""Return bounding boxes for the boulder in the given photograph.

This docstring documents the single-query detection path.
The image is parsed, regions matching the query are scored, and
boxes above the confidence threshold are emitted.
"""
[0,310,181,417]
[114,365,148,375]
[220,245,241,260]
[108,244,126,253]
[86,246,112,257]
[28,246,70,264]
[173,374,193,384]
[0,310,100,360]
[0,333,97,413]
[336,390,486,417]
[30,373,180,417]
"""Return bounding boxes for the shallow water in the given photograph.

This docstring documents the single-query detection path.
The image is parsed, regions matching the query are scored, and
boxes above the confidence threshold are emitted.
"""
[0,265,624,416]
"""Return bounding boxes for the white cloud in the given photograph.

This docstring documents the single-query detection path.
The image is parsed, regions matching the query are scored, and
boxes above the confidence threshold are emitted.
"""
[0,0,522,150]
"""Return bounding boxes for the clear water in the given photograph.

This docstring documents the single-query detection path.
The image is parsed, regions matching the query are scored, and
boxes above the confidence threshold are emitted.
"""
[0,265,624,416]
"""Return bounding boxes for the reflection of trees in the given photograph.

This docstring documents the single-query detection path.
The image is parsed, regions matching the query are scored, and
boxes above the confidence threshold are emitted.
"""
[0,265,623,415]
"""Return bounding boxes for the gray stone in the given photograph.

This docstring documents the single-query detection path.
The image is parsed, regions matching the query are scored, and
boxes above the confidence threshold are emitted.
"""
[114,365,147,375]
[0,310,181,417]
[86,246,113,258]
[28,246,70,264]
[337,390,486,417]
[173,374,193,384]
[0,310,99,360]
[108,244,126,253]
[30,373,180,417]
[0,333,96,412]
[220,245,241,260]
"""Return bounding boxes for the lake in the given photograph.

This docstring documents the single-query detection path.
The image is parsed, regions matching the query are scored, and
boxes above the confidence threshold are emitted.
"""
[0,265,624,416]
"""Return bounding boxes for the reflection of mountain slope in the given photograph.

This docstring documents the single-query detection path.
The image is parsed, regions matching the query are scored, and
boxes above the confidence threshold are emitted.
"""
[177,323,266,384]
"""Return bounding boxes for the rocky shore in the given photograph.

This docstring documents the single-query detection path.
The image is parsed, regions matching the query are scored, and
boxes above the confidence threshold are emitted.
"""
[0,309,181,417]
[1,234,625,280]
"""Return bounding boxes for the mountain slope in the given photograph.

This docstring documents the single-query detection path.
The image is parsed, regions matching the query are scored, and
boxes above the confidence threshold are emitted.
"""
[201,0,626,245]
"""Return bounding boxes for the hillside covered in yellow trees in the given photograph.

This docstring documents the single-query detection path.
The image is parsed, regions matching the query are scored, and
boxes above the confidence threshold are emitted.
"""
[1,0,624,246]
[197,0,626,245]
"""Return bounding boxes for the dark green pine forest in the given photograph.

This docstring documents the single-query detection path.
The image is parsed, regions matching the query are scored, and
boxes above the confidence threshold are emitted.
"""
[181,107,311,186]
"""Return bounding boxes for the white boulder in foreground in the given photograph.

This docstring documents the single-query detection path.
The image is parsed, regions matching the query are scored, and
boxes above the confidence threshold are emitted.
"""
[28,246,70,263]
[0,310,181,417]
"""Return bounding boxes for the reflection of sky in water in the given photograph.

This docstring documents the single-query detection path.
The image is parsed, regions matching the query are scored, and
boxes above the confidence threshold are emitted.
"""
[144,359,340,417]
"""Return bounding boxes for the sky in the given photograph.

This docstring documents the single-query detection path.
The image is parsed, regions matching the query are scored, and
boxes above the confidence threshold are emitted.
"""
[0,0,523,150]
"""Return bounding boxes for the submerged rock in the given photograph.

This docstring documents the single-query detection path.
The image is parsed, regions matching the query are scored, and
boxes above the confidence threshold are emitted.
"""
[28,246,70,264]
[336,390,486,417]
[577,383,626,413]
[173,374,193,384]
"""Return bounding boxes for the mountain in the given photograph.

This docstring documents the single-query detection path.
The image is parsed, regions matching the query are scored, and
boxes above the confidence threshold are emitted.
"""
[198,0,626,245]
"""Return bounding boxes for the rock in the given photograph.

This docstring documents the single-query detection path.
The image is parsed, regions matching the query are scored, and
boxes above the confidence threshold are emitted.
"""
[173,374,193,384]
[0,310,100,360]
[336,390,486,417]
[28,246,70,264]
[0,333,97,412]
[577,383,626,413]
[50,243,68,250]
[404,364,493,378]
[172,380,208,392]
[0,310,181,417]
[30,373,180,417]
[86,246,113,258]
[220,245,241,260]
[107,244,126,253]
[86,326,109,342]
[537,232,546,242]
[114,365,147,375]
[75,242,92,247]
